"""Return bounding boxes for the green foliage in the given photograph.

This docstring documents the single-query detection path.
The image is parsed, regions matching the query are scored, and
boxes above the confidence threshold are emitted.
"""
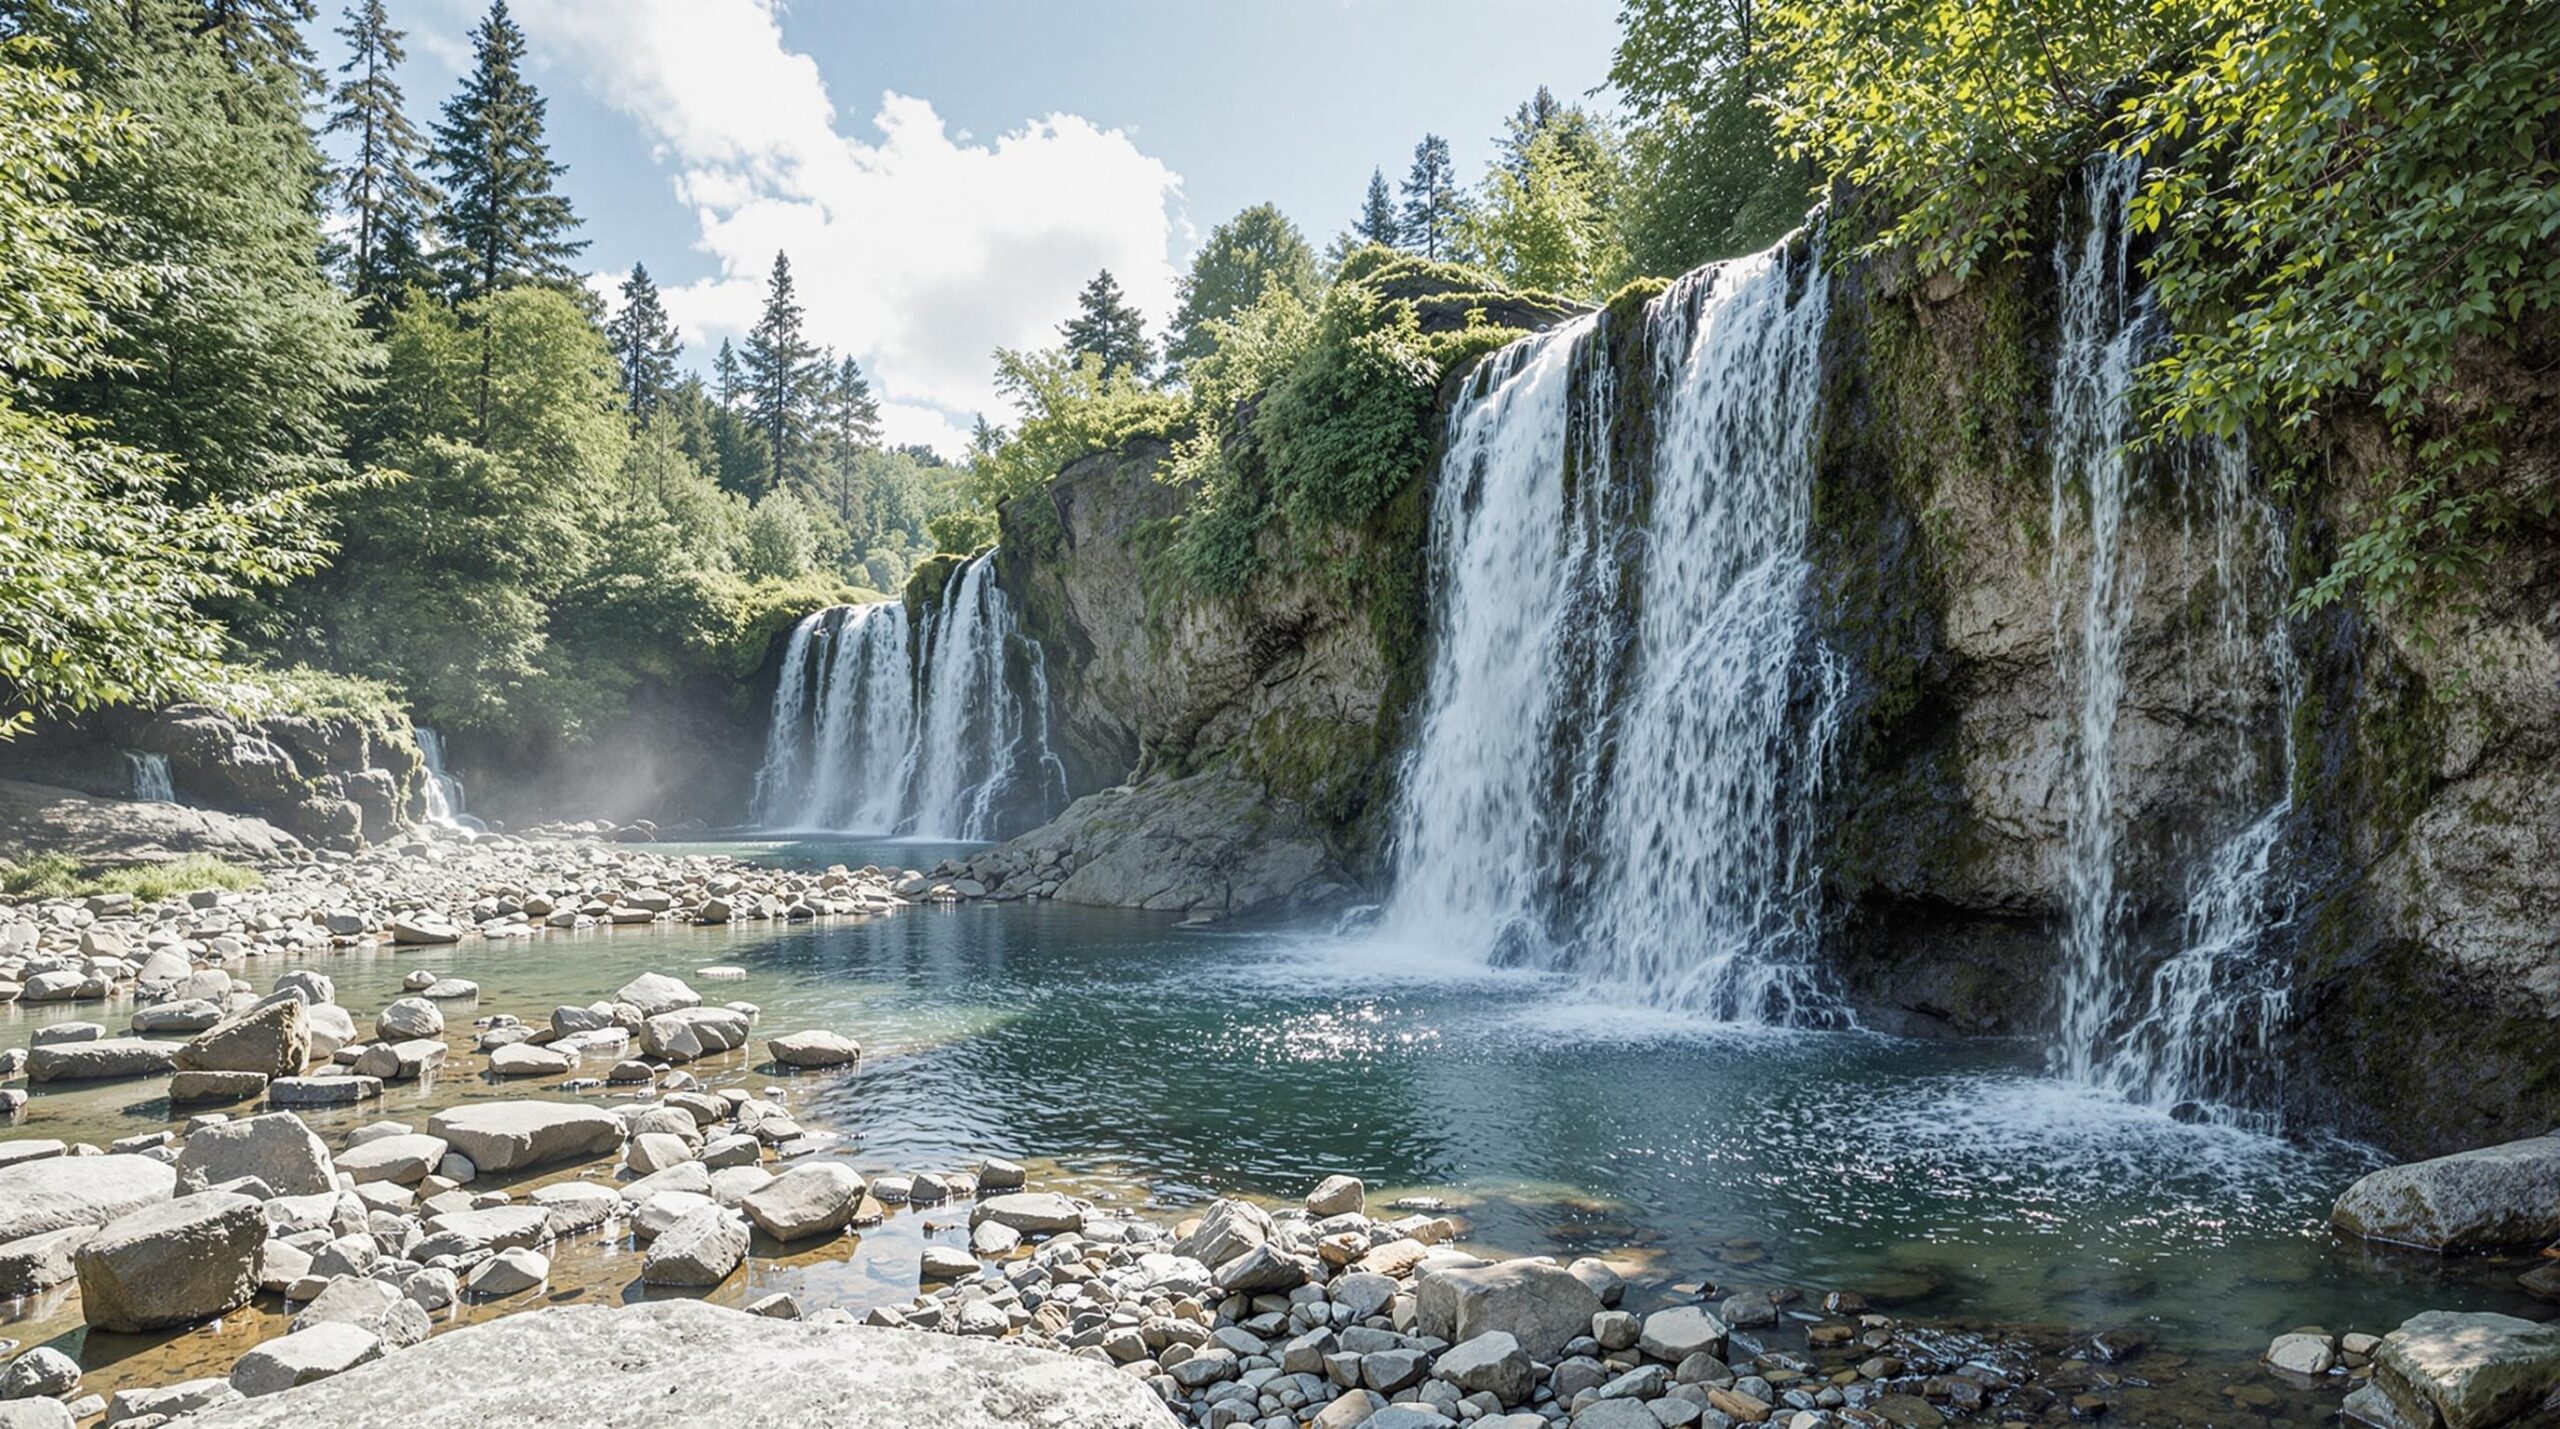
[1060,268,1155,382]
[204,663,409,726]
[1762,0,2560,616]
[326,0,436,314]
[739,491,817,580]
[0,38,333,737]
[430,0,584,301]
[0,851,263,901]
[1165,204,1321,378]
[1460,126,1633,299]
[962,347,1184,520]
[1612,0,1814,272]
[27,0,372,504]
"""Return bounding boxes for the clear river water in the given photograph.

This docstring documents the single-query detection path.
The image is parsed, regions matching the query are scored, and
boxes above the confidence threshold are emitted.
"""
[1,837,2539,1417]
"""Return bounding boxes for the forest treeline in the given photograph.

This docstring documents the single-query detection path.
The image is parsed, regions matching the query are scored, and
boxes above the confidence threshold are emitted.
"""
[1,0,2552,747]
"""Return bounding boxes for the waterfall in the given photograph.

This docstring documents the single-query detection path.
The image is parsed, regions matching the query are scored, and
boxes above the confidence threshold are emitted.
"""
[125,751,175,803]
[1381,240,1847,1023]
[750,549,1066,839]
[2043,160,2300,1125]
[415,726,472,830]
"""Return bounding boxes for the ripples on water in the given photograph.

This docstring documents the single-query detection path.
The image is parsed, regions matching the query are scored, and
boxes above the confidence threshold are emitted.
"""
[3,849,2536,1360]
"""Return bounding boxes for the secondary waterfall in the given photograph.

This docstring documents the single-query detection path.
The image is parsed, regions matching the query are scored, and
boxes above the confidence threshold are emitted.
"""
[1382,240,1846,1023]
[751,550,1066,839]
[2043,160,2299,1125]
[415,726,471,829]
[125,751,175,803]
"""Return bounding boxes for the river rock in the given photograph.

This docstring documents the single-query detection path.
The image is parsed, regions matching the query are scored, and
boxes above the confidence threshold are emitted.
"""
[427,1101,623,1172]
[303,1002,357,1060]
[415,1205,551,1259]
[0,1397,74,1429]
[290,1276,430,1347]
[741,1163,866,1241]
[641,1206,749,1286]
[169,1069,270,1103]
[2372,1310,2560,1429]
[271,970,334,1005]
[1306,1174,1366,1218]
[462,1247,548,1297]
[179,1299,1181,1427]
[616,973,700,1017]
[333,1133,446,1186]
[172,998,309,1079]
[1640,1304,1731,1363]
[0,1155,178,1243]
[1415,1259,1604,1361]
[0,1346,79,1400]
[640,1007,751,1062]
[972,1192,1086,1236]
[1175,1198,1271,1265]
[177,1112,336,1197]
[0,1225,93,1298]
[353,1037,445,1081]
[372,998,443,1041]
[1434,1331,1532,1405]
[2266,1331,2338,1377]
[26,1038,174,1083]
[766,1030,860,1068]
[388,916,460,945]
[131,998,223,1033]
[228,1322,383,1397]
[267,1074,382,1105]
[487,1042,574,1077]
[105,1376,242,1423]
[73,1190,263,1332]
[2331,1136,2560,1252]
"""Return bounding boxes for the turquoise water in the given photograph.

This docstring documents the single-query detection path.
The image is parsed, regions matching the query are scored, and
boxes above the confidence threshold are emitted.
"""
[3,835,2540,1373]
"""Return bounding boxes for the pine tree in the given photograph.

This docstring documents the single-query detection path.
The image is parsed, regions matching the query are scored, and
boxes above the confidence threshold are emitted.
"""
[714,339,743,410]
[1498,87,1567,175]
[1354,168,1400,247]
[1059,269,1152,382]
[820,354,882,450]
[429,0,584,303]
[607,262,681,420]
[742,251,823,490]
[325,0,436,315]
[1400,134,1463,260]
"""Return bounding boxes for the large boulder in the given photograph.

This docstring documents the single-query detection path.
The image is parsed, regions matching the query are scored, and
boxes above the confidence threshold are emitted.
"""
[176,1112,336,1197]
[641,1007,751,1062]
[2331,1137,2560,1252]
[228,1322,384,1397]
[333,1133,447,1187]
[1434,1331,1533,1406]
[0,1154,178,1243]
[176,998,309,1078]
[26,1037,175,1083]
[0,1224,94,1297]
[73,1190,264,1332]
[641,1206,749,1286]
[1415,1259,1605,1362]
[179,1300,1181,1427]
[765,1030,860,1068]
[616,973,700,1017]
[0,778,300,864]
[740,1163,865,1242]
[427,1101,624,1173]
[2372,1310,2560,1429]
[373,997,443,1040]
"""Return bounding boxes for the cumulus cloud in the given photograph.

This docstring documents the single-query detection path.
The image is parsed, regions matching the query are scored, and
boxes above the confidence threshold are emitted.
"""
[513,0,1183,454]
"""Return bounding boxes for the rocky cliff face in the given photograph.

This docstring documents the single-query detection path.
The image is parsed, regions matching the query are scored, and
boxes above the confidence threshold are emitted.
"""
[963,435,1422,919]
[0,702,428,854]
[960,214,2556,1153]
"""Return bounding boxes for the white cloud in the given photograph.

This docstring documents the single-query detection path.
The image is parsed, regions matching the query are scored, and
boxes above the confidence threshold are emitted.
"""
[512,0,1184,456]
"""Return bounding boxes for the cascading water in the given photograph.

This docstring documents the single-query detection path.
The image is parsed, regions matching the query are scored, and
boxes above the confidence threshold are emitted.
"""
[1381,240,1846,1023]
[415,726,471,829]
[2043,160,2300,1125]
[751,550,1066,839]
[125,751,175,803]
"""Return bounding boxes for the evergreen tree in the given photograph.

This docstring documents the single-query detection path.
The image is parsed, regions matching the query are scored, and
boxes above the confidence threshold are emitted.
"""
[428,0,583,303]
[1059,268,1152,382]
[713,338,743,410]
[1164,204,1319,377]
[1399,134,1463,260]
[1354,168,1400,247]
[820,354,882,450]
[325,0,435,315]
[741,251,822,490]
[606,262,681,420]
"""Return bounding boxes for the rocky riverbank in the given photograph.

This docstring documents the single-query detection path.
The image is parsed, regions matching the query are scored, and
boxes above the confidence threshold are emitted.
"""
[2,833,2556,1428]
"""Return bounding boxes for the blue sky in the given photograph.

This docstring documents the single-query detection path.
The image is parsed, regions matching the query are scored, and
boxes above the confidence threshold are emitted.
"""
[320,1,1620,452]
